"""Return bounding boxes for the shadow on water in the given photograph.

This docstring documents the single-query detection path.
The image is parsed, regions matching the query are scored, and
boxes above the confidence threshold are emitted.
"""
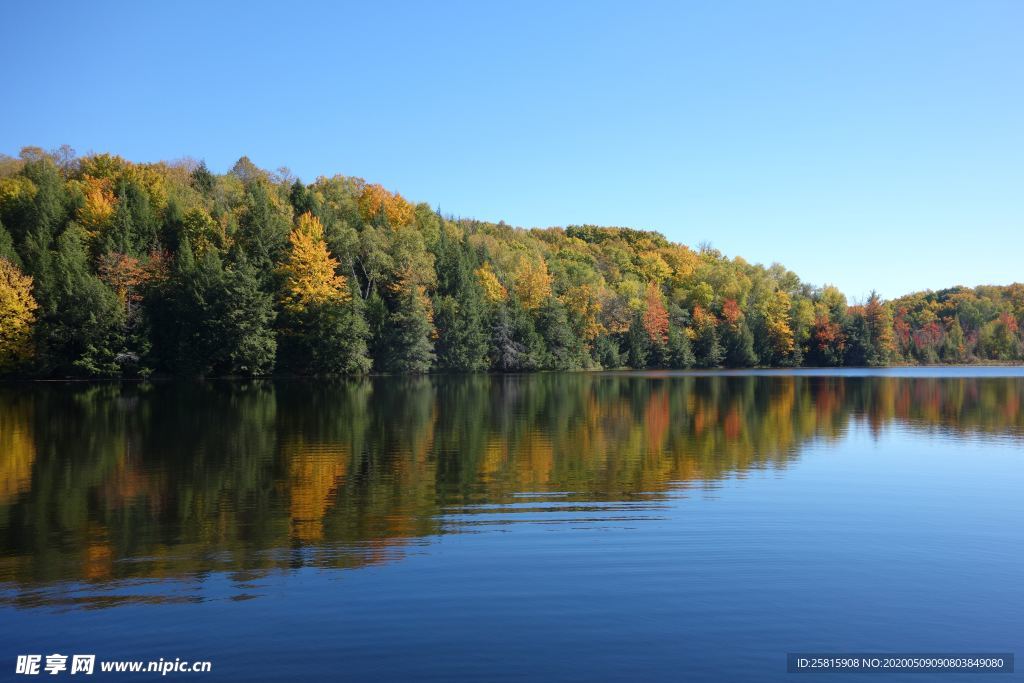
[1,372,1022,608]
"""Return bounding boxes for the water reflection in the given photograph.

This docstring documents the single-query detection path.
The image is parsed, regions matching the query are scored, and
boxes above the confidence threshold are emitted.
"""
[1,373,1022,608]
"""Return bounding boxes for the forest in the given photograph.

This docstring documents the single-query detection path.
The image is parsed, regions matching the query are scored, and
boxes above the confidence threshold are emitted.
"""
[0,146,1021,378]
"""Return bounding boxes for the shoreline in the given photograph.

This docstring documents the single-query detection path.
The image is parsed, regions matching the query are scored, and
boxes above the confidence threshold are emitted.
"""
[3,362,1024,384]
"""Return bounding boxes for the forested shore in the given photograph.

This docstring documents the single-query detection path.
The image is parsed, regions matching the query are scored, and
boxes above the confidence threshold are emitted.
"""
[1,146,1021,378]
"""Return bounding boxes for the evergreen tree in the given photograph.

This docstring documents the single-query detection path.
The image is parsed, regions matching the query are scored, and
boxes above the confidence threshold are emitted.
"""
[330,282,372,374]
[279,294,371,375]
[843,314,872,366]
[190,161,216,195]
[693,322,724,368]
[722,320,757,367]
[19,155,68,313]
[626,313,651,368]
[537,298,584,369]
[289,179,318,217]
[155,246,275,377]
[237,181,290,279]
[364,290,389,368]
[490,298,546,371]
[215,256,277,375]
[863,292,896,365]
[102,186,135,255]
[158,242,224,374]
[667,324,696,368]
[433,228,489,371]
[161,197,185,254]
[593,335,622,369]
[0,220,21,268]
[38,226,125,376]
[383,282,435,373]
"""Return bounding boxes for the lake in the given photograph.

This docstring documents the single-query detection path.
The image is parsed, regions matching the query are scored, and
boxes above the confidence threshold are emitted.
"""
[1,369,1022,680]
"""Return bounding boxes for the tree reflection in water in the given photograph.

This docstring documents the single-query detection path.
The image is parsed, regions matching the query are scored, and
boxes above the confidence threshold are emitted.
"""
[1,373,1021,607]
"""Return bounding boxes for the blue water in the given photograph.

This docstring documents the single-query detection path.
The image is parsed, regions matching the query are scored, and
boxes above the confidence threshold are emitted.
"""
[1,370,1022,680]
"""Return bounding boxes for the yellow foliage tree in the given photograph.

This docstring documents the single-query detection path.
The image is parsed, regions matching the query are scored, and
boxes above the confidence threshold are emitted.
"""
[513,257,553,310]
[759,290,795,359]
[357,183,414,227]
[279,212,349,313]
[0,176,38,208]
[77,176,116,236]
[560,284,604,340]
[637,252,672,283]
[0,258,38,371]
[475,262,507,303]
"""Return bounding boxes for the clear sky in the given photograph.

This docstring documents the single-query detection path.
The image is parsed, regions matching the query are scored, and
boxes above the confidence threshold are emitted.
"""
[2,0,1021,300]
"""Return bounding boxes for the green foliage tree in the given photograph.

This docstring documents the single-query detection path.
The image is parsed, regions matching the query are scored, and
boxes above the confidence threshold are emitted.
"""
[432,227,489,371]
[593,335,622,369]
[39,226,126,376]
[667,324,695,368]
[237,181,291,280]
[490,298,546,371]
[383,281,435,373]
[537,298,585,369]
[626,312,651,368]
[0,220,21,267]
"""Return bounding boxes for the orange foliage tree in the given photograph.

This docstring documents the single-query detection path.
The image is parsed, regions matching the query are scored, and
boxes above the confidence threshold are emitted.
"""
[641,282,669,345]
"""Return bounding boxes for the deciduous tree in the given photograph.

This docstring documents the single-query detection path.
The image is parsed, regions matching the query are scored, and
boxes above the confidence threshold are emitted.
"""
[0,258,37,372]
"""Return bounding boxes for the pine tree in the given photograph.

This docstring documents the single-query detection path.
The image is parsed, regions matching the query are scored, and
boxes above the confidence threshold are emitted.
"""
[433,228,489,371]
[843,313,871,366]
[0,220,21,268]
[693,322,723,368]
[330,282,372,374]
[238,181,290,279]
[216,256,277,375]
[593,335,622,369]
[863,292,896,365]
[537,298,584,369]
[102,188,135,255]
[626,313,651,368]
[722,320,757,367]
[667,324,695,368]
[39,225,125,376]
[190,161,216,195]
[384,281,435,373]
[19,155,68,314]
[490,298,546,371]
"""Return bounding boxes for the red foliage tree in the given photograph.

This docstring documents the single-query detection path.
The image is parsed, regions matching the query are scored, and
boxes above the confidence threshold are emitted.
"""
[642,281,669,345]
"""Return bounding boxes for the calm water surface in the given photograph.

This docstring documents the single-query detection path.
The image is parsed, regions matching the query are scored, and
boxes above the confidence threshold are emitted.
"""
[1,370,1022,681]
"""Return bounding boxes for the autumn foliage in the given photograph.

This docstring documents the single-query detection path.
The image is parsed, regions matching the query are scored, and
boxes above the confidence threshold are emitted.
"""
[0,145,1020,377]
[280,212,349,312]
[642,282,669,345]
[0,259,37,371]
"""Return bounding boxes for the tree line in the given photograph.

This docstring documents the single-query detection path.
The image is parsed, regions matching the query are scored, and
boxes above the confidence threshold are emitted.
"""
[0,146,1021,377]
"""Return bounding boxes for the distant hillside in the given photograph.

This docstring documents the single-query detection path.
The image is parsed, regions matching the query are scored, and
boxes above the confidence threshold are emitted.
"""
[0,146,1021,377]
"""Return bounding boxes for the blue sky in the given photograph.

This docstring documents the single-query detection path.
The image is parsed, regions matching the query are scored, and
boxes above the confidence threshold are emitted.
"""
[2,0,1021,299]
